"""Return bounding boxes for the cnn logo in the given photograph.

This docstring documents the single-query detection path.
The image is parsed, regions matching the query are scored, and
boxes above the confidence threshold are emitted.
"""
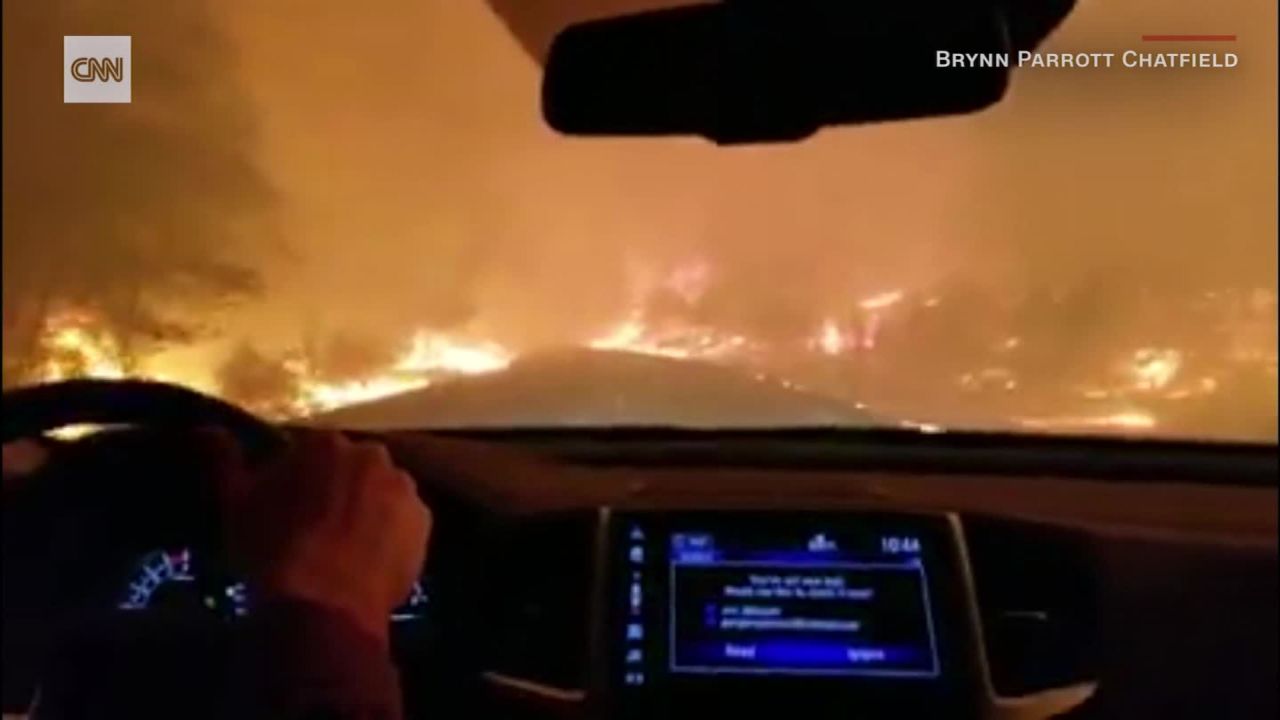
[64,36,131,104]
[71,57,124,82]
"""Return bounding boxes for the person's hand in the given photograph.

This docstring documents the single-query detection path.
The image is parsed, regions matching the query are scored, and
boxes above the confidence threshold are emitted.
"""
[2,439,49,492]
[211,430,432,647]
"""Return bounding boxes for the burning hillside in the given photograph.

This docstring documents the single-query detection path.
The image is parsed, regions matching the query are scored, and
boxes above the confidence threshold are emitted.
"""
[307,348,877,430]
[19,272,1277,441]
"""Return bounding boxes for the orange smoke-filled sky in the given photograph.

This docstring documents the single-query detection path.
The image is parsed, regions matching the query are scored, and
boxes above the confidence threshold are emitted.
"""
[2,0,1246,400]
[210,0,1274,354]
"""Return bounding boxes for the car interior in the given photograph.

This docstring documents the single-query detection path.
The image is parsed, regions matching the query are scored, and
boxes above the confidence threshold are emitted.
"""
[2,380,1275,720]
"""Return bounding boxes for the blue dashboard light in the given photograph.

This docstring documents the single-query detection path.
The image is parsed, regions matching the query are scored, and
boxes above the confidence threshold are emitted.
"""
[225,582,250,617]
[660,527,941,678]
[117,548,196,611]
[807,533,838,552]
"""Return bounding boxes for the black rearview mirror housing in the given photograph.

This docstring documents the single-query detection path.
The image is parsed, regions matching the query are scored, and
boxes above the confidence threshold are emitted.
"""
[542,0,1075,145]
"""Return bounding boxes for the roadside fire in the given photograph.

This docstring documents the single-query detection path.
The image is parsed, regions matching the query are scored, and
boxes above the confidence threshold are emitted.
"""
[16,282,1277,442]
[292,330,513,416]
[588,313,753,362]
[37,309,128,383]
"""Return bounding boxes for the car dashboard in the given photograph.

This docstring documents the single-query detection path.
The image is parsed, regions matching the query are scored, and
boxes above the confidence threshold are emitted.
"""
[474,507,1097,720]
[2,428,1275,720]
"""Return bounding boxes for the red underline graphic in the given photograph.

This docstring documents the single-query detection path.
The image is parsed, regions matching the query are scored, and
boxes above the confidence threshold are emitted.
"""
[1141,34,1237,42]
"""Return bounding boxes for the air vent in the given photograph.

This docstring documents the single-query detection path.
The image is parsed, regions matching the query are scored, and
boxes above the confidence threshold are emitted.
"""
[963,516,1099,697]
[481,512,599,690]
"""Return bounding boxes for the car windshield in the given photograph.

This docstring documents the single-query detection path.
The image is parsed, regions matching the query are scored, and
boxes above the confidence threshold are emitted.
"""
[2,1,1276,441]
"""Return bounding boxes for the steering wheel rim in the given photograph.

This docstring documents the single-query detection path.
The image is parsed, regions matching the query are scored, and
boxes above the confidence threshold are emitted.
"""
[2,380,289,717]
[2,379,286,460]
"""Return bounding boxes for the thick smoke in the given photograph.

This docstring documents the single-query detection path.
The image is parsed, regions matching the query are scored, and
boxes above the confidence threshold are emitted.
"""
[3,0,1275,438]
[214,0,1274,341]
[2,0,277,385]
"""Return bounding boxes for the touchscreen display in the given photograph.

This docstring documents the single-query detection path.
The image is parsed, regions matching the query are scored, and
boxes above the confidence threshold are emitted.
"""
[665,527,940,677]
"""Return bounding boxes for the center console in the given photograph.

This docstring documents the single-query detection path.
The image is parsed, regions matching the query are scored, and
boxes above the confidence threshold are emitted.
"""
[602,511,986,720]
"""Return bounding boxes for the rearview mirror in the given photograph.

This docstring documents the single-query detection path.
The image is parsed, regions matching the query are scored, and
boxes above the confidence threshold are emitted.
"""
[543,1,1075,145]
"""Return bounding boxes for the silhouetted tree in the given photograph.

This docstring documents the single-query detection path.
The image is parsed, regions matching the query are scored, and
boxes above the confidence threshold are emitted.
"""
[2,0,275,386]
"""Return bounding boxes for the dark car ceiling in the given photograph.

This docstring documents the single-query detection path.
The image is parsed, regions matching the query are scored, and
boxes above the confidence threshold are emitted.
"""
[486,0,702,63]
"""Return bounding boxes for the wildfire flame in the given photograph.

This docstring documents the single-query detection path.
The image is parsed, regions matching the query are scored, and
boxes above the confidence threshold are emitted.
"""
[809,319,848,356]
[30,309,515,419]
[394,331,512,375]
[292,330,513,416]
[1016,411,1158,432]
[588,313,751,361]
[1130,347,1182,391]
[19,281,1273,441]
[858,290,905,312]
[33,310,130,439]
[38,309,127,382]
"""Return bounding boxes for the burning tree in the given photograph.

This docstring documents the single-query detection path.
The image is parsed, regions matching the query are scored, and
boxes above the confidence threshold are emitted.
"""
[216,329,515,420]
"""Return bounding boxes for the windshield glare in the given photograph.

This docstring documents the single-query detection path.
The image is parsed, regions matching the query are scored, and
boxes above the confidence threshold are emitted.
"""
[2,1,1276,442]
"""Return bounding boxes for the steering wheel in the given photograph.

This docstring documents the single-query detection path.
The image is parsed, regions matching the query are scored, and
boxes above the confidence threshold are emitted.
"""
[2,380,288,719]
[2,379,286,458]
[4,380,470,720]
